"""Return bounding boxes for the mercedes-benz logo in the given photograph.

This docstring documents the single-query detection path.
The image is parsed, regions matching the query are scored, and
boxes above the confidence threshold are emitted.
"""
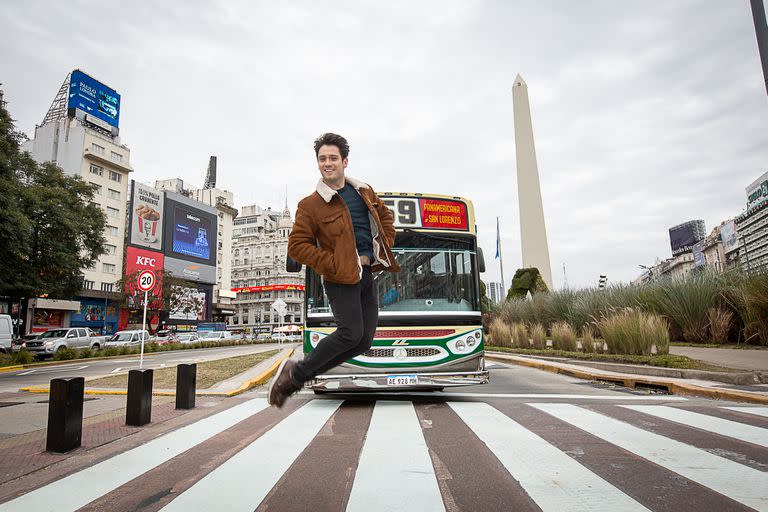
[393,347,407,360]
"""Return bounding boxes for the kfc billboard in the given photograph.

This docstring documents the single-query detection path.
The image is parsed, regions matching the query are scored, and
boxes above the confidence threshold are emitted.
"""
[129,181,164,251]
[125,246,164,308]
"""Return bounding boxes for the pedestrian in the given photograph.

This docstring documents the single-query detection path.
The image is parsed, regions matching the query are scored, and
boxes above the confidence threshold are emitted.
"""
[268,132,400,407]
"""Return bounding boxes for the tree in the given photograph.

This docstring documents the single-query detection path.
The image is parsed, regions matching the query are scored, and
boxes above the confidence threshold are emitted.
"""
[506,267,549,301]
[0,97,106,300]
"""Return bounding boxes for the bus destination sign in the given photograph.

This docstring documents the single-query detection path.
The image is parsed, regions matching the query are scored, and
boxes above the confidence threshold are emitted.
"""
[382,196,469,231]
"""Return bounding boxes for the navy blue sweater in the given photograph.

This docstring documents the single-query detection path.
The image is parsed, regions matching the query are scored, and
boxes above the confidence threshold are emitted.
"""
[338,183,374,261]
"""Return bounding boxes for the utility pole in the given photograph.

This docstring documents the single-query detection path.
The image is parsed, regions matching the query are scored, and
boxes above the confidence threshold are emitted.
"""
[751,0,768,97]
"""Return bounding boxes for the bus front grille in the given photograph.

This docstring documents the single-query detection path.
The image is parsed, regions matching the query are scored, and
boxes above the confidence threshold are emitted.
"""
[363,347,441,358]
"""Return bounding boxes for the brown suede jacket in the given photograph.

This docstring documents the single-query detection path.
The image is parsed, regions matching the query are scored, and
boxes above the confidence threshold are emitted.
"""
[288,176,401,284]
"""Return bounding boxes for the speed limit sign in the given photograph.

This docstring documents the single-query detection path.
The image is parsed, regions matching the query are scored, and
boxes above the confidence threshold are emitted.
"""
[137,270,156,292]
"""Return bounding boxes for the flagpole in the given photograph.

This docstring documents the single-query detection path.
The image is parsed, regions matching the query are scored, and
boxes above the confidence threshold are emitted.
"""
[496,217,506,297]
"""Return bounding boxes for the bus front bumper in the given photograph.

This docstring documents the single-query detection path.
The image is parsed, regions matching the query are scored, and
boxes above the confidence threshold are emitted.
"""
[309,370,490,392]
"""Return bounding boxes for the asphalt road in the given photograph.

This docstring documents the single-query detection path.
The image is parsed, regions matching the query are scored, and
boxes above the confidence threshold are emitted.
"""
[0,358,766,511]
[0,342,289,392]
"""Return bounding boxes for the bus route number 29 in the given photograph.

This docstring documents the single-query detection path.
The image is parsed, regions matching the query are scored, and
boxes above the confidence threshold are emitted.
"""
[383,198,419,228]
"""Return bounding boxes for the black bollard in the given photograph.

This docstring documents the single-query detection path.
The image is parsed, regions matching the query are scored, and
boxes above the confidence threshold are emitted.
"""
[46,377,85,453]
[176,364,196,410]
[126,369,153,426]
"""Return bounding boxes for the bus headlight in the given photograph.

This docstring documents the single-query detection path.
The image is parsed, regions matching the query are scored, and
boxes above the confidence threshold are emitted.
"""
[467,337,476,347]
[456,339,466,351]
[447,330,481,354]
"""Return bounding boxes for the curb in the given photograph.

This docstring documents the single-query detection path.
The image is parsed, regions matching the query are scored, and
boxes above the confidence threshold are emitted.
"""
[18,348,294,398]
[0,365,23,373]
[486,353,768,405]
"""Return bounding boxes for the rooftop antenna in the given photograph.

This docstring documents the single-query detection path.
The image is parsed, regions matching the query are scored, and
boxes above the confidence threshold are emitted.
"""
[203,156,217,189]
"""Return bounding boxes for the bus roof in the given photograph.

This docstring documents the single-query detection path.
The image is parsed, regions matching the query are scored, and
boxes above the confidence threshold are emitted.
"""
[378,192,476,235]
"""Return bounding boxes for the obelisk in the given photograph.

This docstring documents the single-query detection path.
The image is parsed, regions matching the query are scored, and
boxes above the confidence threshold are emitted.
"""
[512,74,553,290]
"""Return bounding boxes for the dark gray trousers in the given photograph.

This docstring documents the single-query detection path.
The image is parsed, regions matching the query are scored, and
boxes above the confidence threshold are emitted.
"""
[293,267,378,384]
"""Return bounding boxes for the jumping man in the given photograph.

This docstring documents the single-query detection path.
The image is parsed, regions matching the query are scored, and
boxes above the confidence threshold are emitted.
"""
[267,132,400,407]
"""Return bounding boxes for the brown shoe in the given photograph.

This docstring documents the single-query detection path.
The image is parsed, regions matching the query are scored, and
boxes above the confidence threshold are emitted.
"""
[268,359,300,408]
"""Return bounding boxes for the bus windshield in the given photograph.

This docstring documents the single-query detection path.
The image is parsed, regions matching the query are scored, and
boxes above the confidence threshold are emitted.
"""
[307,231,478,315]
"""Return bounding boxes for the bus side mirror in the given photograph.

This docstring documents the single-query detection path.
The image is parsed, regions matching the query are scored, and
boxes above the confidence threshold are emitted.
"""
[477,247,486,273]
[286,254,302,273]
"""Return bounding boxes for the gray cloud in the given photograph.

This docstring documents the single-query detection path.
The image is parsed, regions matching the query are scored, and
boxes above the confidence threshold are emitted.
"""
[2,0,766,290]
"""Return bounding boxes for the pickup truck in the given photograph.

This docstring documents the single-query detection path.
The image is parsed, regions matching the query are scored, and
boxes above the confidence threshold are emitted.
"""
[25,327,107,357]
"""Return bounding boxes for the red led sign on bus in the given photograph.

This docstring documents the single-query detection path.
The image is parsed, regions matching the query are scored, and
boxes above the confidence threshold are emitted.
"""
[419,198,468,230]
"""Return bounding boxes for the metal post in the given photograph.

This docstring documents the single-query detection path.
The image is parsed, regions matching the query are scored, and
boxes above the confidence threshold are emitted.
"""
[751,0,768,97]
[126,369,153,426]
[140,290,148,368]
[46,377,84,452]
[176,364,197,409]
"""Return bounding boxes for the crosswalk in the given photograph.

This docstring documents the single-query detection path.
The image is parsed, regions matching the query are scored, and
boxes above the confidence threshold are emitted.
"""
[1,397,766,512]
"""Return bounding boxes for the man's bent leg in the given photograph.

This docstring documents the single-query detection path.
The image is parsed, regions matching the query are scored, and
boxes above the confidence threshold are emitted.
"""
[305,268,379,377]
[292,281,364,384]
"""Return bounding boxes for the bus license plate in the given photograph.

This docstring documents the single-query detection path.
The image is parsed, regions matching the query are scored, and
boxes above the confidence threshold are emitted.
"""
[387,375,418,386]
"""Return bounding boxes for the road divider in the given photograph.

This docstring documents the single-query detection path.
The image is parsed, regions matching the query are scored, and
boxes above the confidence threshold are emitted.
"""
[486,352,768,405]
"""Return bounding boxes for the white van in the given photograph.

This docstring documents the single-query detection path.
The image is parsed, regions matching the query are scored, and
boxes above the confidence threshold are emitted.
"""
[0,315,12,353]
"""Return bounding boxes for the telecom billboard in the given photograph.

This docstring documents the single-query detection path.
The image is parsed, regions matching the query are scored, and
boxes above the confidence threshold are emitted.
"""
[669,224,700,256]
[67,70,120,129]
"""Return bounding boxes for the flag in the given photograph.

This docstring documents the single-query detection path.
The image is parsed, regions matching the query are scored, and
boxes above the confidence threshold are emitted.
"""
[495,217,501,259]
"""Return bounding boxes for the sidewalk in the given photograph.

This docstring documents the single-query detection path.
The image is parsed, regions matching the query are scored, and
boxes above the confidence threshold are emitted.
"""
[0,348,292,487]
[670,346,768,372]
[486,349,768,405]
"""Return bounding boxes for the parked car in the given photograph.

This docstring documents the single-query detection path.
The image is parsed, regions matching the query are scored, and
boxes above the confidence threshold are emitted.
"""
[255,333,272,342]
[0,314,12,354]
[154,330,179,344]
[198,331,233,340]
[285,334,303,342]
[106,330,152,347]
[12,333,39,353]
[176,333,199,344]
[25,327,104,357]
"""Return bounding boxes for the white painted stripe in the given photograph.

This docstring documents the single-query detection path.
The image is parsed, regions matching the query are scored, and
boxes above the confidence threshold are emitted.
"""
[531,403,768,512]
[623,405,768,448]
[160,400,342,512]
[0,398,271,512]
[448,402,648,512]
[724,406,768,419]
[347,401,444,512]
[298,391,686,401]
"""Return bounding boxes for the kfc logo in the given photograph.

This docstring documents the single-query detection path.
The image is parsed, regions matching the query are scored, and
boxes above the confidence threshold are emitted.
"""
[136,256,157,267]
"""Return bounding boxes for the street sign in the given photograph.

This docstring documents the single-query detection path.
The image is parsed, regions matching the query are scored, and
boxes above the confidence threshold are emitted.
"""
[137,270,156,292]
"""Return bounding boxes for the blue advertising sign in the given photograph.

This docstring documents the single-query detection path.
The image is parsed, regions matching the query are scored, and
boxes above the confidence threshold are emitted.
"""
[172,206,212,260]
[67,69,120,128]
[692,240,706,268]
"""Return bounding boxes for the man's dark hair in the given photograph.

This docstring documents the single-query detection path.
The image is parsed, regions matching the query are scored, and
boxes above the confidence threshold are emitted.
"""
[314,133,350,160]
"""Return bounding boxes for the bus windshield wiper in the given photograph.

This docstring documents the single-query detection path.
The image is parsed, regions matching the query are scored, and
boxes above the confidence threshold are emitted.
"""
[401,228,474,246]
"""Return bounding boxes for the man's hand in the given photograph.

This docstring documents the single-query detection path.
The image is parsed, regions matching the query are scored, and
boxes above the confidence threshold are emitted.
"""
[360,255,371,266]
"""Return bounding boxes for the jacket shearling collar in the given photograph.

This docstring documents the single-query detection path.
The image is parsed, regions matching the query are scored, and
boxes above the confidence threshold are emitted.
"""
[315,175,370,203]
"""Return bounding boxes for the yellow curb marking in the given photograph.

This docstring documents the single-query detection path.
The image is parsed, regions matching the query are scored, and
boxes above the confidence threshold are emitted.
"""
[0,365,23,373]
[486,353,768,405]
[18,348,295,398]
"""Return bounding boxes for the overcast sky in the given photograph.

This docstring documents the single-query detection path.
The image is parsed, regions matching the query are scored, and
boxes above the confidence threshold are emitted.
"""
[2,1,767,290]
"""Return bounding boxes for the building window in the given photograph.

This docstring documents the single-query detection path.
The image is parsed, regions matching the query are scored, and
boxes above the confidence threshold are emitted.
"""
[103,263,116,274]
[108,170,122,183]
[110,151,122,163]
[89,182,102,194]
[101,282,114,292]
[107,188,120,200]
[89,164,103,176]
[106,225,119,237]
[107,206,120,218]
[105,244,117,255]
[91,143,105,155]
[83,280,95,290]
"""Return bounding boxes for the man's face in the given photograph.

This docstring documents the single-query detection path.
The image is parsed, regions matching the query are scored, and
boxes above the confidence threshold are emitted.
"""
[317,144,347,184]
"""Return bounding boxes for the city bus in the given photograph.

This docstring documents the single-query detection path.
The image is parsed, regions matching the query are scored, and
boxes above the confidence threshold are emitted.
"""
[287,192,489,392]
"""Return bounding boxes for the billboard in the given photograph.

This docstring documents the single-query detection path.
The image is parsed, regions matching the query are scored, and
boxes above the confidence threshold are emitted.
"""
[67,70,120,129]
[129,181,165,251]
[669,221,704,256]
[746,171,768,209]
[172,205,212,260]
[720,221,740,253]
[169,286,208,321]
[164,256,216,284]
[163,194,217,267]
[125,247,164,308]
[692,240,706,267]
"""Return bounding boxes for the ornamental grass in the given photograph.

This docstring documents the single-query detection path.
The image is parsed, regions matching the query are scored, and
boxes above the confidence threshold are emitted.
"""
[551,321,577,351]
